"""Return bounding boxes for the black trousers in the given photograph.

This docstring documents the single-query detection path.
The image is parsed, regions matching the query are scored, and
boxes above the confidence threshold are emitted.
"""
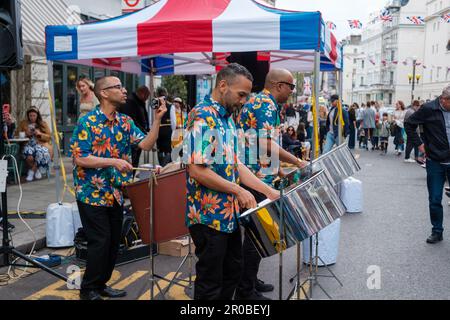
[237,185,267,297]
[405,139,419,160]
[131,146,142,169]
[77,200,123,292]
[189,224,242,300]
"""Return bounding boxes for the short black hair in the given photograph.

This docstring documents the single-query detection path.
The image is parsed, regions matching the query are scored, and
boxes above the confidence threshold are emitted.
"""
[156,87,168,97]
[330,94,339,103]
[382,112,388,117]
[215,63,253,87]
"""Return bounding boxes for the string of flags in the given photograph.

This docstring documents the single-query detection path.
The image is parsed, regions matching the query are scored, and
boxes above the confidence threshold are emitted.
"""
[379,9,393,22]
[406,16,425,25]
[327,11,448,32]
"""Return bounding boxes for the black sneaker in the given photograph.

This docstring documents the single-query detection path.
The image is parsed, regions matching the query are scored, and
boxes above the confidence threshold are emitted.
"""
[255,279,274,293]
[426,232,443,244]
[235,290,271,300]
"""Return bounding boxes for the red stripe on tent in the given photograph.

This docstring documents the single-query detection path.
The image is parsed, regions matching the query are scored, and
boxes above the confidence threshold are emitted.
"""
[92,58,122,70]
[328,33,338,64]
[137,0,230,55]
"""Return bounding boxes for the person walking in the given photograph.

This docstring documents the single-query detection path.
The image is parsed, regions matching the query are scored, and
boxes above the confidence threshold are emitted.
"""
[361,102,376,151]
[404,100,421,163]
[322,94,349,154]
[393,100,407,156]
[405,86,450,244]
[348,103,358,150]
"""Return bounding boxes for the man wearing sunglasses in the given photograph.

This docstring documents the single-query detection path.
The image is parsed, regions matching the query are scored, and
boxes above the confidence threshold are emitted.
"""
[322,94,350,154]
[69,76,166,300]
[236,68,308,300]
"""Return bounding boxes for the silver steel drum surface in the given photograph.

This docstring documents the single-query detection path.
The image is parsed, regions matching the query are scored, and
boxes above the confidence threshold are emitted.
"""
[282,169,346,241]
[239,200,297,258]
[312,144,361,187]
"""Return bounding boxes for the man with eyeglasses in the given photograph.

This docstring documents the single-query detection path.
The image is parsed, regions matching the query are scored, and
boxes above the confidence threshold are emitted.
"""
[69,76,166,300]
[236,68,308,300]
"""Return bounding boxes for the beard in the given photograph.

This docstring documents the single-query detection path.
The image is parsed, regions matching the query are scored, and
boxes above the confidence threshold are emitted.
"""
[223,90,242,115]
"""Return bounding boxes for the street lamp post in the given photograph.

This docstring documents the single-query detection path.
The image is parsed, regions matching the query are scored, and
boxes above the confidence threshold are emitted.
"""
[408,58,421,104]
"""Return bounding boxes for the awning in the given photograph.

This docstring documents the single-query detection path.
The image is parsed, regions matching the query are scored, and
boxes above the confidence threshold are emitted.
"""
[45,0,343,73]
[22,0,82,57]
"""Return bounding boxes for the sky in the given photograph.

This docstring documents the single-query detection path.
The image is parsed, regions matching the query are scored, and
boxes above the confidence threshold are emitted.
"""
[276,0,389,40]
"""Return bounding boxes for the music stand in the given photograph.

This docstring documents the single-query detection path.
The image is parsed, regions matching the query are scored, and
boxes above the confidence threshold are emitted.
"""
[126,169,194,300]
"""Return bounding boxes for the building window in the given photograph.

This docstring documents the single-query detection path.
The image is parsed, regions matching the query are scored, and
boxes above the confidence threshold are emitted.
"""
[362,60,365,69]
[437,67,441,80]
[391,50,395,61]
[361,77,364,86]
[430,69,433,82]
[446,40,450,51]
[353,48,358,54]
[390,71,394,85]
[389,93,393,105]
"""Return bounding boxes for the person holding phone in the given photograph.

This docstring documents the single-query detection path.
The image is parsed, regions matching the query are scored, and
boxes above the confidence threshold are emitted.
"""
[2,104,16,139]
[16,107,52,181]
[69,76,166,300]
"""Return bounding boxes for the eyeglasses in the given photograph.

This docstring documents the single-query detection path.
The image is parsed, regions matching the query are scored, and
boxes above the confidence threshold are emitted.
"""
[102,84,124,91]
[278,82,296,90]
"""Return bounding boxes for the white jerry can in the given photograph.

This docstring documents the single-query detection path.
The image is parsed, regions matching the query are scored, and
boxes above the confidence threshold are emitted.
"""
[340,177,363,213]
[46,203,75,248]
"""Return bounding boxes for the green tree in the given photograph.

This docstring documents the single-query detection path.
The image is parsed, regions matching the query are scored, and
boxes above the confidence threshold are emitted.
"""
[161,75,187,102]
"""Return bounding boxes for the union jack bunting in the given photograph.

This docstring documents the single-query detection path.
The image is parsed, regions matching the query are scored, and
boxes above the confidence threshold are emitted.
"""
[303,77,312,96]
[379,9,393,22]
[369,59,376,65]
[422,65,427,69]
[326,21,337,30]
[402,60,408,66]
[392,60,398,65]
[415,62,422,66]
[348,20,362,29]
[407,16,425,24]
[441,13,450,23]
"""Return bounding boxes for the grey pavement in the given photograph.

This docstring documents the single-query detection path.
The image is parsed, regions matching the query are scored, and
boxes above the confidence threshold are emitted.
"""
[2,144,450,299]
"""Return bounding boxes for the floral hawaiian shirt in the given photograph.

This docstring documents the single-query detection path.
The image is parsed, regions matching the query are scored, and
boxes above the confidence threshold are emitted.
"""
[184,95,240,234]
[237,89,281,186]
[69,106,145,207]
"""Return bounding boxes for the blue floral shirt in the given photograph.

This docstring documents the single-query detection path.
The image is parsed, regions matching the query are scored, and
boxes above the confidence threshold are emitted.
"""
[69,106,145,207]
[237,89,281,186]
[184,95,240,234]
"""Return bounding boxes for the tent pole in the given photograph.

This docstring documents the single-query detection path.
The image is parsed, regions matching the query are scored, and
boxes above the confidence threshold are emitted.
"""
[47,60,62,204]
[312,50,320,161]
[337,70,343,145]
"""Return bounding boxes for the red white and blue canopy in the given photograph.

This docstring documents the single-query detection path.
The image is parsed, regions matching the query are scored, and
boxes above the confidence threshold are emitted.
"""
[45,0,343,74]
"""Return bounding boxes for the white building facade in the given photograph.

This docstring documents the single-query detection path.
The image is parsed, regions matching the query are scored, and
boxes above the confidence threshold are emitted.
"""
[348,0,427,106]
[342,35,362,104]
[422,0,450,100]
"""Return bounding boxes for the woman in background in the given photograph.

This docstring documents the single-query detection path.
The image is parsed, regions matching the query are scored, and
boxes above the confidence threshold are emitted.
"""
[77,77,99,118]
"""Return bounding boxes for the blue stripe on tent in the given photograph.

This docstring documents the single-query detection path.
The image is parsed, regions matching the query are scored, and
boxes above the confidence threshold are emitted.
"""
[153,56,175,75]
[45,26,78,60]
[279,12,321,50]
[141,58,152,74]
[255,3,321,50]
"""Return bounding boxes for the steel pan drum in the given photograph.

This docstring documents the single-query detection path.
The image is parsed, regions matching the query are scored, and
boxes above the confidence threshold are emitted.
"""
[312,144,360,187]
[282,169,346,242]
[239,170,346,257]
[239,199,297,258]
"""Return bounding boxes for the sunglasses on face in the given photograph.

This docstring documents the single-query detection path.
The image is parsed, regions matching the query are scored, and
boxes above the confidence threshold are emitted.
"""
[278,81,296,90]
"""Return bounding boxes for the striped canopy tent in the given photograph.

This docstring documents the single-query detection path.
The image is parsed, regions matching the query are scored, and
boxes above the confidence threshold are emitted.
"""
[44,0,343,75]
[43,0,345,203]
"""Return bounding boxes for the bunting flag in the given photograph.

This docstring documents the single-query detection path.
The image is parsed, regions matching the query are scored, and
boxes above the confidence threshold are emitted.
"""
[402,60,408,66]
[303,77,312,96]
[415,62,422,66]
[379,9,393,22]
[326,21,337,30]
[348,19,362,29]
[392,60,398,64]
[441,13,450,23]
[407,16,425,24]
[369,59,376,65]
[422,65,427,69]
[381,59,387,66]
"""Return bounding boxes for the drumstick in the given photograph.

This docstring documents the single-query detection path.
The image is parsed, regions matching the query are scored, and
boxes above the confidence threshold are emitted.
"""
[132,167,155,172]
